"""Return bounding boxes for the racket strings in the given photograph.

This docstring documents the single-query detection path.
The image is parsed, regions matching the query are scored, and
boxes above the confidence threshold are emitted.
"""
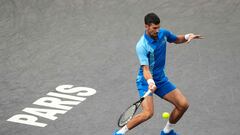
[119,105,137,126]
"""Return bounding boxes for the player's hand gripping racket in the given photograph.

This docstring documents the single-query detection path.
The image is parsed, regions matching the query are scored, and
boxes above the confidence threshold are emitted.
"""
[117,90,152,127]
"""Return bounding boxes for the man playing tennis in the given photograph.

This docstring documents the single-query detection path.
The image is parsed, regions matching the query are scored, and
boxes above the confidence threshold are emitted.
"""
[113,12,203,135]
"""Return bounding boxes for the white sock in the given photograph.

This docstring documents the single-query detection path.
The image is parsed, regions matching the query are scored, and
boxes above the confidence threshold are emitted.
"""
[163,121,175,133]
[117,125,129,134]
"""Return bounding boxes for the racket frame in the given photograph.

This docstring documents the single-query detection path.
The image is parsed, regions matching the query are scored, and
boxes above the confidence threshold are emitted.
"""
[117,90,152,127]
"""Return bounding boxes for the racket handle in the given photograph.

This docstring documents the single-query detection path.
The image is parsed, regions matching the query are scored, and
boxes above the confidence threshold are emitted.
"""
[143,90,152,98]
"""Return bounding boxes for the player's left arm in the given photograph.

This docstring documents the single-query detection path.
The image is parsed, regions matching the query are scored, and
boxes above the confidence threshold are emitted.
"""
[174,33,204,44]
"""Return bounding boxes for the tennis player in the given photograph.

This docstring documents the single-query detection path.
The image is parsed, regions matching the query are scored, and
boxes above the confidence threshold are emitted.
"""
[113,12,203,135]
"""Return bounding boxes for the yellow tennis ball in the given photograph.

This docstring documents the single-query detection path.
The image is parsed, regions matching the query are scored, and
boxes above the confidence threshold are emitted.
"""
[162,112,170,119]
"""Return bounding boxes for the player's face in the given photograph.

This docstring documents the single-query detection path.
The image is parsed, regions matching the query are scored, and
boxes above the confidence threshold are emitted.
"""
[145,23,160,39]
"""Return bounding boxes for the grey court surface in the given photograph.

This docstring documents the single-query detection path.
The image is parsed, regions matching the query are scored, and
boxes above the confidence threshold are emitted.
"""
[1,0,240,135]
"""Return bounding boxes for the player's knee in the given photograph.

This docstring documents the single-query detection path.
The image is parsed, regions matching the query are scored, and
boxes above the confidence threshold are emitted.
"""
[142,111,153,120]
[178,101,189,112]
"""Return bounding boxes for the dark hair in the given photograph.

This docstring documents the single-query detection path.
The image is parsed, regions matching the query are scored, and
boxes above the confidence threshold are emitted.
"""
[144,13,160,25]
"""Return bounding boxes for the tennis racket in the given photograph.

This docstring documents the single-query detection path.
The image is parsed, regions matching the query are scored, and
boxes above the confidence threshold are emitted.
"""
[117,90,152,127]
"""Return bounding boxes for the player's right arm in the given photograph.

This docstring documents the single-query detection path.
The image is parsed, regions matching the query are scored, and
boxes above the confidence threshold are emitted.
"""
[136,42,157,92]
[142,65,157,92]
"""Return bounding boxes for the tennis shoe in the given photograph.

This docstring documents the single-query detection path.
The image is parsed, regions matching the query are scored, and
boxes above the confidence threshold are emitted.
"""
[113,130,124,135]
[160,130,179,135]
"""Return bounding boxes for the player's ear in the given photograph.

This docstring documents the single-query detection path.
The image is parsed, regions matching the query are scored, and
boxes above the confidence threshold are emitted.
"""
[145,24,149,30]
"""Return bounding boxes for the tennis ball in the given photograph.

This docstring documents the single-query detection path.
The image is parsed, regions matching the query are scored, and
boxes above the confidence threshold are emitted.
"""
[162,112,170,119]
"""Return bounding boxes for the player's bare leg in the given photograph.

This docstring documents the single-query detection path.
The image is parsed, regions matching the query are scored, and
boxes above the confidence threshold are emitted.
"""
[126,95,154,129]
[161,88,189,134]
[163,88,189,124]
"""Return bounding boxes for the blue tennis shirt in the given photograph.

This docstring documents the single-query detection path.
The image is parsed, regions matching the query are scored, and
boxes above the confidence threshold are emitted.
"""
[136,28,177,83]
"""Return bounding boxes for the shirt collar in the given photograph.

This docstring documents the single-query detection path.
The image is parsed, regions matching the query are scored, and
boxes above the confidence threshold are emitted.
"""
[144,31,157,44]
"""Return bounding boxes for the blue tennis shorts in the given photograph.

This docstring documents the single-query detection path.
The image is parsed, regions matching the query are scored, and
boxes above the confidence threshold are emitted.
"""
[136,78,176,98]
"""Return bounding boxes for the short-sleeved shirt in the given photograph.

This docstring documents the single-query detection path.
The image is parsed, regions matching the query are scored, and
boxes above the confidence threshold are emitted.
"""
[136,28,177,83]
